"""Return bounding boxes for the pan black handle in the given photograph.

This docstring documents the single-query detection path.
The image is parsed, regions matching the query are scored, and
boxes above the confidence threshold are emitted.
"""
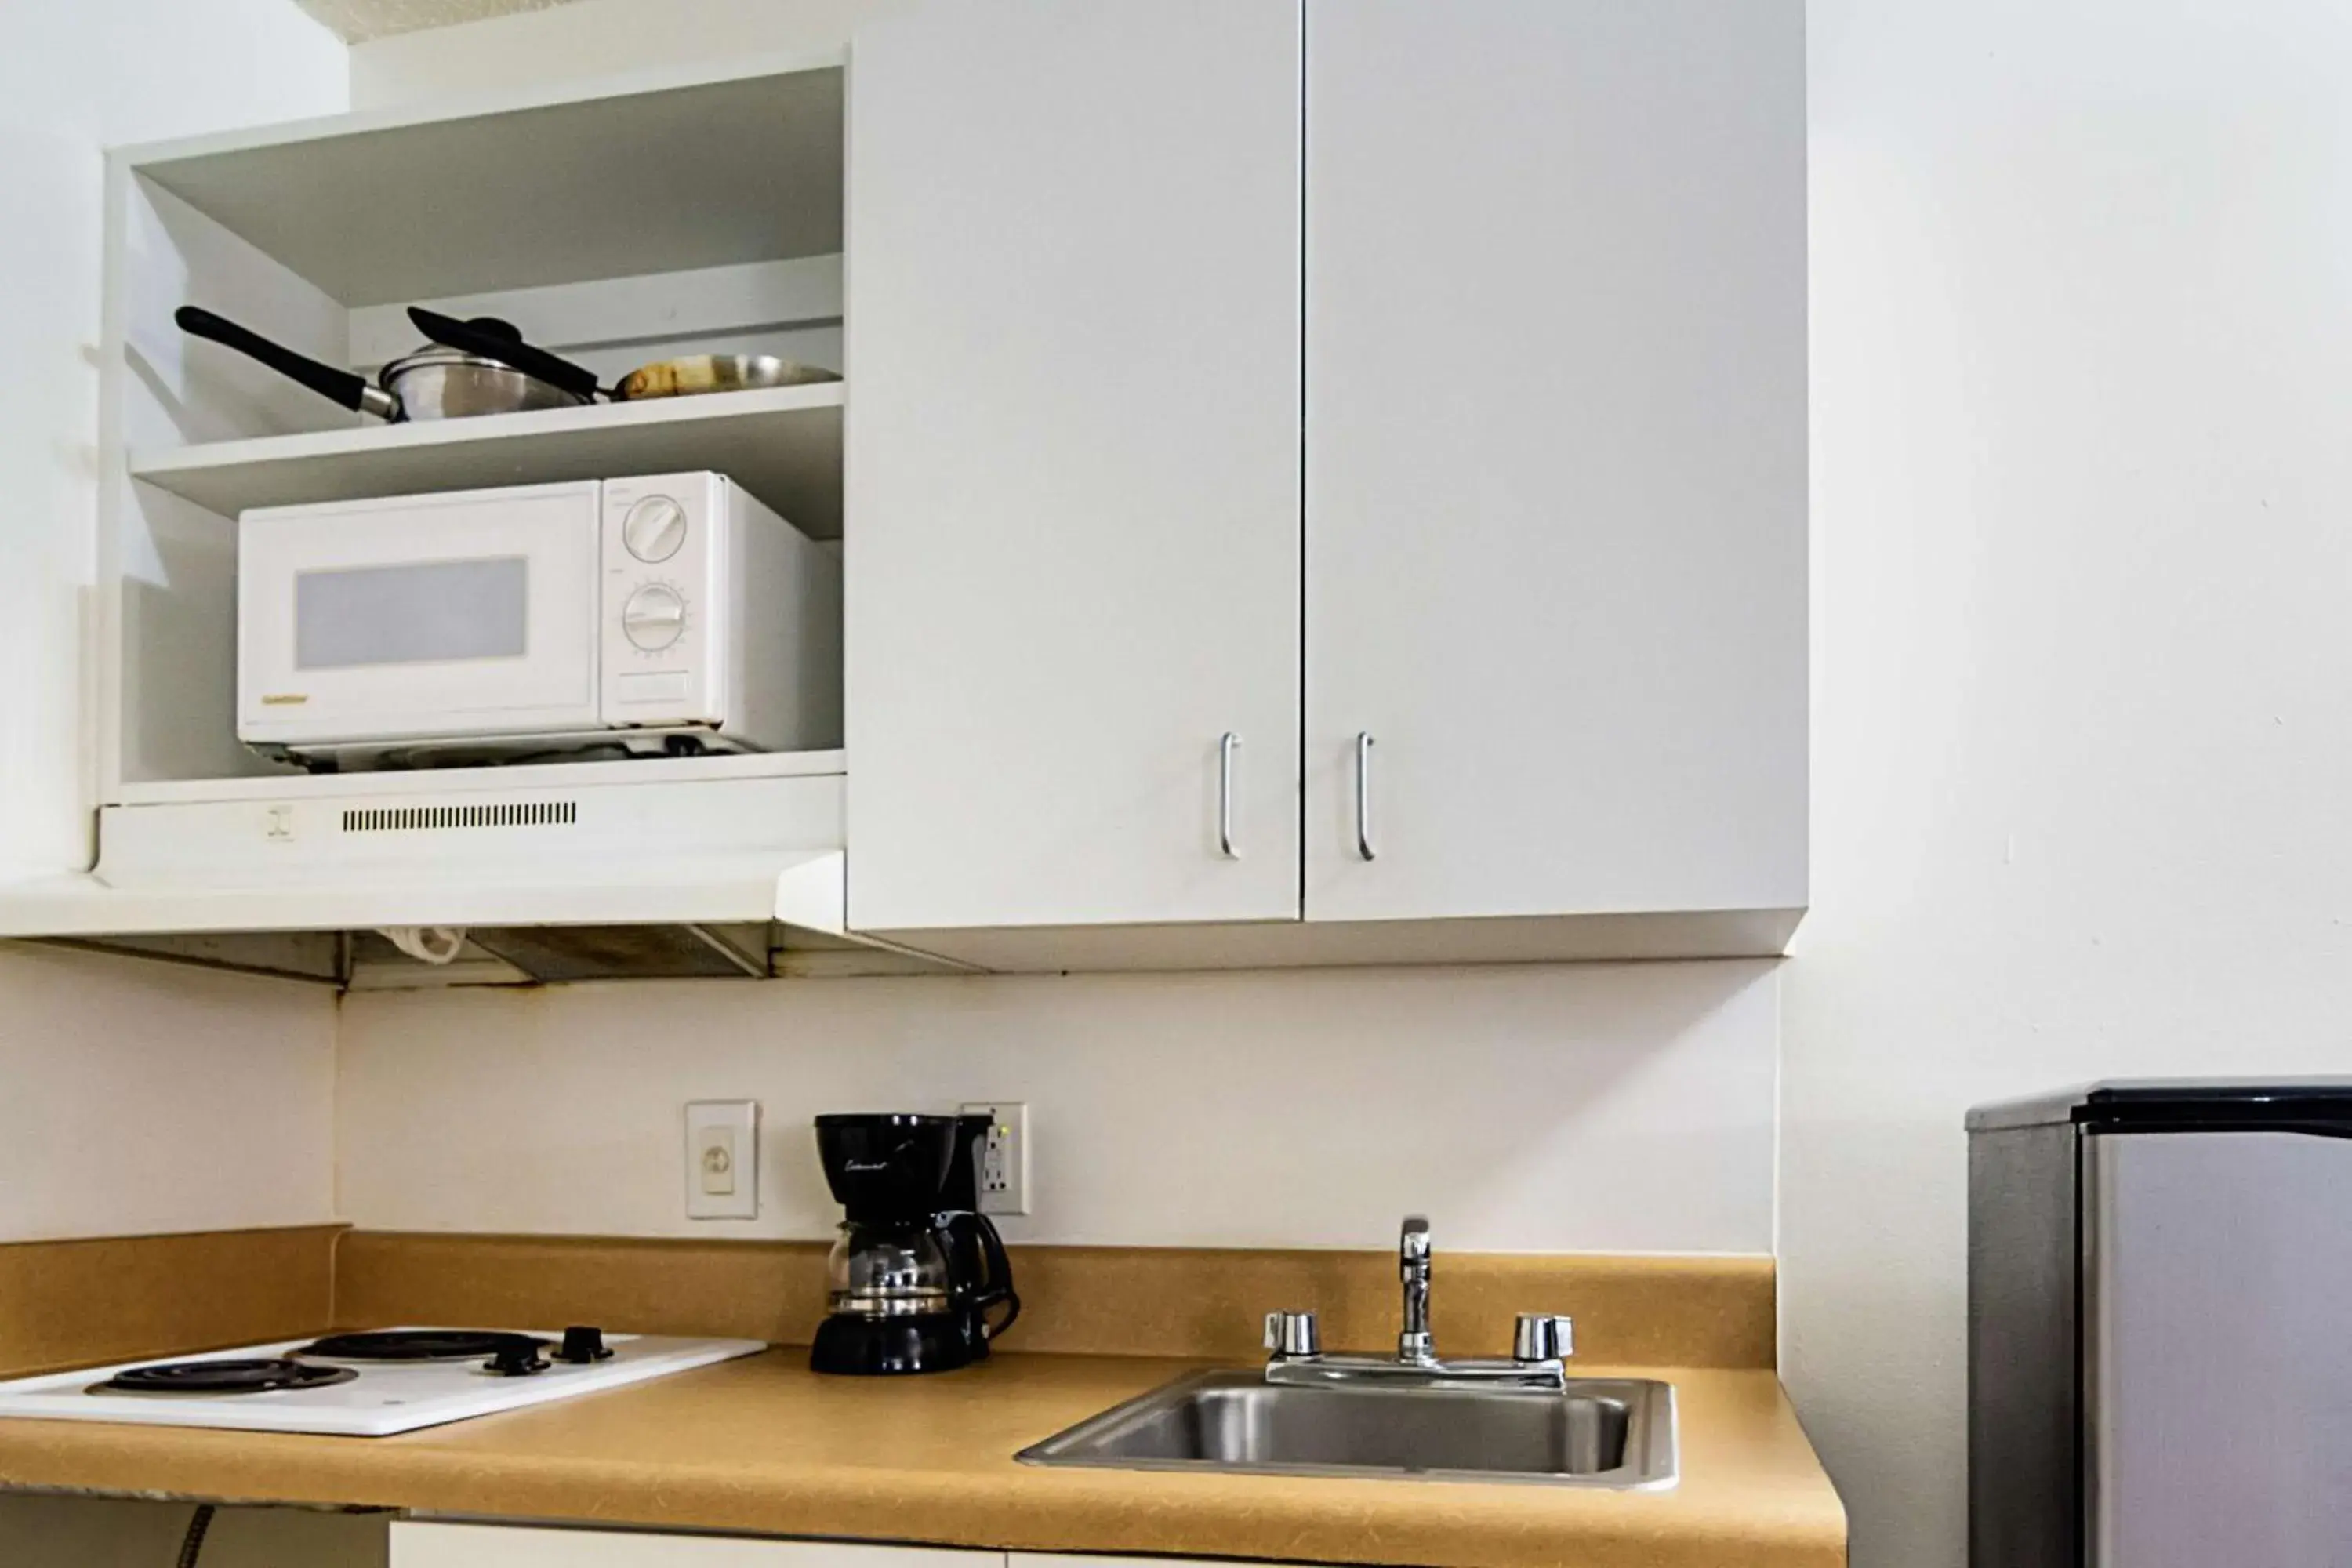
[175,305,390,419]
[407,306,604,401]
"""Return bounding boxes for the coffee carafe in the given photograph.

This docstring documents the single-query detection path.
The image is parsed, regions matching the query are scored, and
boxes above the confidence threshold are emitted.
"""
[810,1112,1021,1375]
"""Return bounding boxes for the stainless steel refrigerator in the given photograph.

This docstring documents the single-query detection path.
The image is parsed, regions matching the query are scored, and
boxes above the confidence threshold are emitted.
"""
[1969,1080,2352,1567]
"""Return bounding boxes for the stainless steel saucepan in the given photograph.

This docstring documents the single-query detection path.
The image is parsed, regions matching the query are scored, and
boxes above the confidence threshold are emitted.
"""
[175,306,589,423]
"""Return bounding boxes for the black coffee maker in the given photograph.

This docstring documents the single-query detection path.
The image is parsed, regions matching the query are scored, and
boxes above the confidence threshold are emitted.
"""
[810,1112,1021,1375]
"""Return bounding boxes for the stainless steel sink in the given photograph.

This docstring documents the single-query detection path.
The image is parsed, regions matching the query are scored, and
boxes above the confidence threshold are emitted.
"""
[1017,1368,1678,1489]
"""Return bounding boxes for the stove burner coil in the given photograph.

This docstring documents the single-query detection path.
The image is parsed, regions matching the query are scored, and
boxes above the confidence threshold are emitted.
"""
[94,1358,360,1396]
[296,1330,547,1363]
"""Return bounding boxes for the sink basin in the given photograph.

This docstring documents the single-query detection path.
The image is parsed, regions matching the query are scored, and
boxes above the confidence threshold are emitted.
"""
[1017,1369,1677,1489]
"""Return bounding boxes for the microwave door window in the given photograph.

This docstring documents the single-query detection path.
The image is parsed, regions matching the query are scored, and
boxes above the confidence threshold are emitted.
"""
[296,557,528,670]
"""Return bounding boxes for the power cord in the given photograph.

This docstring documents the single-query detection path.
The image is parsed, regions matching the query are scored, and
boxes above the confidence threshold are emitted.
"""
[174,1504,215,1568]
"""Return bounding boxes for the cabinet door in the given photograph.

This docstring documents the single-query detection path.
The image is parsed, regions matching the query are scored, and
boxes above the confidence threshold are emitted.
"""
[392,1523,1000,1568]
[846,0,1303,934]
[1304,0,1806,924]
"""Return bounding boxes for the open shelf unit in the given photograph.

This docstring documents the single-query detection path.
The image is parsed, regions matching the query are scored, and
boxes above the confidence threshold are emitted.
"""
[101,47,851,803]
[0,47,894,982]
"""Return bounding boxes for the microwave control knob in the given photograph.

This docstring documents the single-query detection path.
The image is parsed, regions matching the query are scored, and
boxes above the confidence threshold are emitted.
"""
[622,495,688,562]
[622,583,688,651]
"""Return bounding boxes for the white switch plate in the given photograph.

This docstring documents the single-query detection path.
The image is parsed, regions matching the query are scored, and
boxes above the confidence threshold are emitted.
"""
[684,1101,758,1220]
[960,1101,1029,1216]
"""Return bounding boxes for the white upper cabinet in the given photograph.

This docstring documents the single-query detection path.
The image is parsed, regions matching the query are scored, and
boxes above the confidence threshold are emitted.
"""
[844,0,1305,933]
[1302,0,1808,930]
[838,0,1806,968]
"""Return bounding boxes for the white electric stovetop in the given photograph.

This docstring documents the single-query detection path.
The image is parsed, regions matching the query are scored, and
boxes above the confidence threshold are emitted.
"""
[0,1328,765,1437]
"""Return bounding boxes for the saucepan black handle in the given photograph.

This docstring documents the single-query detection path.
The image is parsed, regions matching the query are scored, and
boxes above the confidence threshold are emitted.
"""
[175,305,378,416]
[408,306,604,401]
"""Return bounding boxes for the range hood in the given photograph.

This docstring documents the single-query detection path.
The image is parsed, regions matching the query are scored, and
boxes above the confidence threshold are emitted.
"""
[0,758,957,985]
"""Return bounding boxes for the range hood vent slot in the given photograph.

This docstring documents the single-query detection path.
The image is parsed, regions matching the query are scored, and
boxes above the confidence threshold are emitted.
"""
[342,800,579,833]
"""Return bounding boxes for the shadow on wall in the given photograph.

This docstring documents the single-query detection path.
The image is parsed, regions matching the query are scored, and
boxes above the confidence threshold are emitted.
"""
[0,1495,387,1568]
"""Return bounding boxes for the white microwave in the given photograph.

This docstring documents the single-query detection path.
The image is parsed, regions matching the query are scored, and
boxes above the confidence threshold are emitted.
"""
[237,473,840,766]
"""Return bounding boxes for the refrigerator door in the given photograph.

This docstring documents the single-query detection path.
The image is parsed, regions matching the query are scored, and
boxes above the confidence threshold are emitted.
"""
[2086,1129,2352,1566]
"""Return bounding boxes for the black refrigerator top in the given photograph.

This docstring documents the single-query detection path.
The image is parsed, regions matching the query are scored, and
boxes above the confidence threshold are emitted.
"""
[1966,1079,2352,1135]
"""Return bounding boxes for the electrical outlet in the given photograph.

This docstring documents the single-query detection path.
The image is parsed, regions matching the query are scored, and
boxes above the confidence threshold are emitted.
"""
[960,1101,1029,1216]
[684,1101,758,1220]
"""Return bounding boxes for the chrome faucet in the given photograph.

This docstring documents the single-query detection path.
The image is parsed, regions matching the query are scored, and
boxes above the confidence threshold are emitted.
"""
[1261,1214,1575,1393]
[1399,1214,1435,1363]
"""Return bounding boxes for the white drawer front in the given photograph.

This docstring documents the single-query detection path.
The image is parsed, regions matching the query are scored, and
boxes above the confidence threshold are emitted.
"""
[1011,1557,1303,1568]
[393,1523,1001,1568]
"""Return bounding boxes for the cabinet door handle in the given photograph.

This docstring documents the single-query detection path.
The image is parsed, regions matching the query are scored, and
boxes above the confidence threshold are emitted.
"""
[1355,732,1377,862]
[1218,732,1242,859]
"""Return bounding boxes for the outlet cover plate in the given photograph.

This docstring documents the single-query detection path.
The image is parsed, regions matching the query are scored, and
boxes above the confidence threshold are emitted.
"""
[684,1100,758,1220]
[960,1101,1029,1216]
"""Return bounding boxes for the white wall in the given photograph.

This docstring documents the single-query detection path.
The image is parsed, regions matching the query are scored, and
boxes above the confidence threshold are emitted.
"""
[338,963,1779,1251]
[0,946,335,1243]
[1790,2,2352,1565]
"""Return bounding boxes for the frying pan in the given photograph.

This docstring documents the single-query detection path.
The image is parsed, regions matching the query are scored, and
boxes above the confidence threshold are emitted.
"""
[176,306,587,423]
[406,307,840,404]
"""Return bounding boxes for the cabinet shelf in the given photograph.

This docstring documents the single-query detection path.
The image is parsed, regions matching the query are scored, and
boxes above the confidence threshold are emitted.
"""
[125,53,845,305]
[128,382,845,536]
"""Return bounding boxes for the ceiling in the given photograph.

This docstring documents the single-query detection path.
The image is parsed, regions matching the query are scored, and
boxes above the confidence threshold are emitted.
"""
[291,0,587,44]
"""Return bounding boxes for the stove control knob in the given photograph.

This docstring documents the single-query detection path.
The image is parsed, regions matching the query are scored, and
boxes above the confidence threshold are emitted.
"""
[556,1325,613,1364]
[622,583,687,651]
[484,1341,548,1377]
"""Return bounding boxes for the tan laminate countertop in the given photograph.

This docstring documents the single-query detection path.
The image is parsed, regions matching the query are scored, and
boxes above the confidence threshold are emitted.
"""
[0,1348,1844,1568]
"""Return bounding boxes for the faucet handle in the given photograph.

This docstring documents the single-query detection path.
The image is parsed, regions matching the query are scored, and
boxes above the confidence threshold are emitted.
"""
[1512,1312,1574,1363]
[1264,1310,1323,1359]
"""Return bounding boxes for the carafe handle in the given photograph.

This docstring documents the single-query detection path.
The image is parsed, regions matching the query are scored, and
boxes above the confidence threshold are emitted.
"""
[954,1211,1022,1341]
